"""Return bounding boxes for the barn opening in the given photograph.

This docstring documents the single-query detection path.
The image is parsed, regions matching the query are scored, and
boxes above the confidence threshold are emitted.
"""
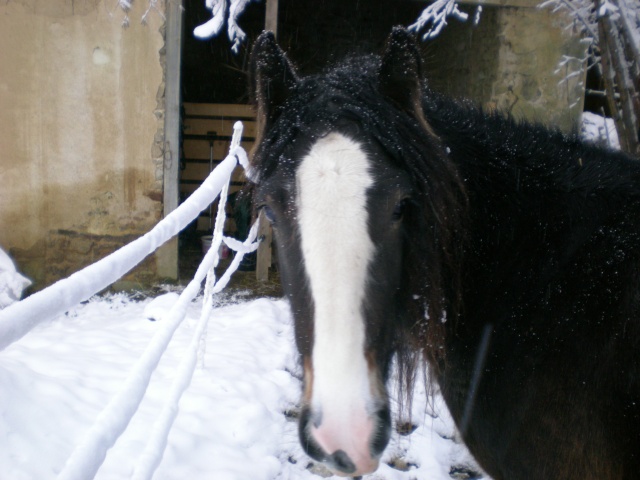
[169,0,588,286]
[173,0,430,286]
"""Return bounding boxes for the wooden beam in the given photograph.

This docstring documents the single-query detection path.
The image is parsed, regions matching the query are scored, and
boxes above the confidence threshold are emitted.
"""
[265,0,279,37]
[256,210,273,283]
[157,0,183,280]
[163,0,183,219]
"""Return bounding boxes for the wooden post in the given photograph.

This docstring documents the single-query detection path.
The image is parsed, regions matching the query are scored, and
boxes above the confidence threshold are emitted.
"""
[265,0,279,37]
[256,210,272,282]
[256,0,278,283]
[157,0,183,280]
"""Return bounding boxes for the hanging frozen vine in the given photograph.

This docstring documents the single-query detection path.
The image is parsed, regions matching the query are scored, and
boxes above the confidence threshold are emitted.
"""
[408,0,481,40]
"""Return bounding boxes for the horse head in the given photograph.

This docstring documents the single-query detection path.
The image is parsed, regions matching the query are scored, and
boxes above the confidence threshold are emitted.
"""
[249,27,463,476]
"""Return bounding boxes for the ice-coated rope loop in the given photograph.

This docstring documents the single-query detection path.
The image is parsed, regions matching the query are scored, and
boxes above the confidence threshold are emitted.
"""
[130,221,261,480]
[132,122,262,480]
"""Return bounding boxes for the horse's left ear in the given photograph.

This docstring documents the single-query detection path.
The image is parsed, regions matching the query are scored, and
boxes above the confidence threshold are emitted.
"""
[249,31,299,130]
[379,27,425,121]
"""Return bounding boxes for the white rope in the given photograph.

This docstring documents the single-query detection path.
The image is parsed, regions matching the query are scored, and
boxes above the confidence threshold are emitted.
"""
[213,223,260,295]
[202,121,245,297]
[0,147,243,352]
[131,123,263,480]
[58,122,258,480]
[56,233,226,480]
[130,222,260,480]
[130,122,258,480]
[1,120,260,480]
[47,122,262,480]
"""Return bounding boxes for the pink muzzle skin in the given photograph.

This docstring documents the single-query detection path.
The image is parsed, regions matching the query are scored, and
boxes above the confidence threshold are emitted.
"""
[310,413,379,476]
[299,399,392,477]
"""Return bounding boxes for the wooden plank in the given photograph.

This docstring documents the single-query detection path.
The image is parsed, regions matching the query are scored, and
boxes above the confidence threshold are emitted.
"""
[183,103,255,118]
[182,141,255,161]
[180,182,245,196]
[181,163,247,180]
[158,0,184,281]
[183,118,258,137]
[265,0,279,36]
[183,134,256,143]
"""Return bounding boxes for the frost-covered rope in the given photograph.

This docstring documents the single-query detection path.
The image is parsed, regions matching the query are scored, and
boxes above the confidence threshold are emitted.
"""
[215,230,261,294]
[56,222,232,480]
[56,122,256,480]
[0,125,247,352]
[131,222,260,480]
[202,120,244,297]
[132,124,259,480]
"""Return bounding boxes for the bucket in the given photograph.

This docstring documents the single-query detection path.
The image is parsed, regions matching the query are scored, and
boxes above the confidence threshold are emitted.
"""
[201,235,230,259]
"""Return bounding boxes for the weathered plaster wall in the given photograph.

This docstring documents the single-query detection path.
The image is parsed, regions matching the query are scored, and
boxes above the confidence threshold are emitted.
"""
[426,4,586,132]
[0,0,166,290]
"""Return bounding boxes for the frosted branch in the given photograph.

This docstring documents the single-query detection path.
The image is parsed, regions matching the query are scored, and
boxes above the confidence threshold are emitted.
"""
[408,0,469,40]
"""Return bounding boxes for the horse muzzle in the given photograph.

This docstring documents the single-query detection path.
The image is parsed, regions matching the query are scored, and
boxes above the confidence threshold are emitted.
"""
[298,401,391,476]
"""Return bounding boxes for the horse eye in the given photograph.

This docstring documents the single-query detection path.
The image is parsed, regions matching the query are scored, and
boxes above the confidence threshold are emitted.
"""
[392,198,409,221]
[261,205,276,224]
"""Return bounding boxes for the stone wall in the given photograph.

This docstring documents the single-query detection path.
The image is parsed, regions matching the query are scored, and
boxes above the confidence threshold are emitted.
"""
[425,4,586,131]
[0,0,167,291]
[276,0,585,132]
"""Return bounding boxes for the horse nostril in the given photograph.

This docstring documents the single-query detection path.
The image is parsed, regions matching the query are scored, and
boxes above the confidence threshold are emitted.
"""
[298,407,327,462]
[328,449,356,474]
[370,405,392,457]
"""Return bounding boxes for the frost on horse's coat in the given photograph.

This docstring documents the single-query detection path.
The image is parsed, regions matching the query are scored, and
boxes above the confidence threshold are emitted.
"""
[249,27,640,480]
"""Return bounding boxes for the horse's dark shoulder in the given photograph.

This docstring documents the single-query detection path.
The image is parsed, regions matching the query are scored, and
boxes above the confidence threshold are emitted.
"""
[421,87,640,299]
[422,88,640,194]
[419,88,640,479]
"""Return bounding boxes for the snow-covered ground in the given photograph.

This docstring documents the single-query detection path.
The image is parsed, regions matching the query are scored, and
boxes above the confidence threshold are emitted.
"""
[0,290,481,480]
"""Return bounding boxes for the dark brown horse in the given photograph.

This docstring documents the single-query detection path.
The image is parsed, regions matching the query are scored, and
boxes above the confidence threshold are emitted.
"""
[249,27,640,479]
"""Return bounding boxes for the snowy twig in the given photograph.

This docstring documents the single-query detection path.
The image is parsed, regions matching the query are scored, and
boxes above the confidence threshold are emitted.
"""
[408,0,470,40]
[141,0,166,24]
[539,0,599,39]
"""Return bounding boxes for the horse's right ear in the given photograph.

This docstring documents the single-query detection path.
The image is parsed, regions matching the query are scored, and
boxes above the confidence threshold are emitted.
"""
[249,31,298,130]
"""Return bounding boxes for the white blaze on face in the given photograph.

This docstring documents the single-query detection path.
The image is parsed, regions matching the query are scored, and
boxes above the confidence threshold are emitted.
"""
[297,132,377,463]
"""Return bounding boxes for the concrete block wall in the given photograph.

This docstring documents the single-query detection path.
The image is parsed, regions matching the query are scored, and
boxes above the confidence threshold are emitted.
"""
[0,0,166,290]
